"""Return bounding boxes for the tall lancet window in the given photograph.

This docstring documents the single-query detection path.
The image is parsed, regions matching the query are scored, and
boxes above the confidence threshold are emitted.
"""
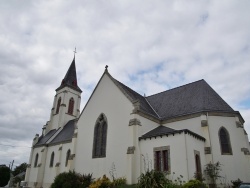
[50,152,55,167]
[34,153,39,167]
[92,114,108,158]
[65,149,71,167]
[56,97,61,114]
[68,98,74,115]
[219,127,232,155]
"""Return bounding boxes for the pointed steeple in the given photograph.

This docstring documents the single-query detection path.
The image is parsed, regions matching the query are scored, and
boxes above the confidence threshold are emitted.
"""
[56,56,82,92]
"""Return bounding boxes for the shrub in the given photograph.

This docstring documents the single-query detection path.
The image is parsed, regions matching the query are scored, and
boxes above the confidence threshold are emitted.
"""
[51,170,93,188]
[89,175,112,188]
[231,178,242,188]
[113,177,126,187]
[183,179,206,188]
[137,170,168,188]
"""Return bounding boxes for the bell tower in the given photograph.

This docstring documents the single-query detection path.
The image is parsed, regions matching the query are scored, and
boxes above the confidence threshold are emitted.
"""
[45,55,82,133]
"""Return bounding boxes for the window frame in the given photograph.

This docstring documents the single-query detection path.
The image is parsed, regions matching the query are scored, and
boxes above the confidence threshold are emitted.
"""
[34,153,39,167]
[92,114,108,158]
[68,98,74,115]
[50,152,55,167]
[218,127,233,155]
[56,97,61,114]
[153,146,170,173]
[65,149,71,167]
[194,150,202,179]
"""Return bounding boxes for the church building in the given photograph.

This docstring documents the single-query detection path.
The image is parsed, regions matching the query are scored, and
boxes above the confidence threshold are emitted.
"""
[25,56,250,188]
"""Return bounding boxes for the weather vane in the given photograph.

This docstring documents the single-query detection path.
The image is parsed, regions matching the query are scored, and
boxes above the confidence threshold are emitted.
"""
[73,47,77,55]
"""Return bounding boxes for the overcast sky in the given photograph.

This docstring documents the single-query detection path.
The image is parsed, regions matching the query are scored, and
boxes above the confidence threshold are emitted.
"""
[0,0,250,168]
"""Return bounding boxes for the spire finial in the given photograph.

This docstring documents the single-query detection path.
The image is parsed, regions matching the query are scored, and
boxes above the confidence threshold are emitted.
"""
[105,65,108,69]
[73,47,77,58]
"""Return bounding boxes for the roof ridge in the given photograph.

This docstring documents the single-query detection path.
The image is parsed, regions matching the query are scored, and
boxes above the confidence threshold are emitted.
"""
[146,79,205,98]
[144,97,161,118]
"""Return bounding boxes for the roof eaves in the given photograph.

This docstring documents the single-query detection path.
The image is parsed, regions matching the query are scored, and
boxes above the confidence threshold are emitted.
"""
[139,129,205,142]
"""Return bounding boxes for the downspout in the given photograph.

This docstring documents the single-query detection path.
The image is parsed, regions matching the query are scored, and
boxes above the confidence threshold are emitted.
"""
[184,132,189,180]
[207,112,214,164]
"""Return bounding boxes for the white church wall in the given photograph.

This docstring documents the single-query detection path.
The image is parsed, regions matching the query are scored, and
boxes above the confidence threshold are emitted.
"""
[59,143,72,173]
[137,116,160,137]
[207,115,250,183]
[164,116,203,135]
[75,73,135,180]
[43,145,60,185]
[184,134,206,180]
[139,133,190,182]
[27,147,40,185]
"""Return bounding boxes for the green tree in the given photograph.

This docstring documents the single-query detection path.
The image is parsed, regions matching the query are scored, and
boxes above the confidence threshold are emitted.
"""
[0,165,11,187]
[13,162,27,176]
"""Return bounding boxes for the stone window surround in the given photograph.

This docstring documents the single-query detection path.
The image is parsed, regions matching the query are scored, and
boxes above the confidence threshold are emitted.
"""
[92,113,108,158]
[153,146,170,173]
[218,126,233,155]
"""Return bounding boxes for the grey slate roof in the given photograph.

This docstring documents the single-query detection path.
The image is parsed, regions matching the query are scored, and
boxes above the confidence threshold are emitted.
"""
[140,125,206,141]
[113,78,159,118]
[35,129,57,146]
[146,79,234,119]
[49,119,76,145]
[56,57,82,92]
[114,78,236,121]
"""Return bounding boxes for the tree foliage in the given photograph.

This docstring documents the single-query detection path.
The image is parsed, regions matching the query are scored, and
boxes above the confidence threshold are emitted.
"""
[204,161,222,185]
[0,165,10,187]
[13,162,27,176]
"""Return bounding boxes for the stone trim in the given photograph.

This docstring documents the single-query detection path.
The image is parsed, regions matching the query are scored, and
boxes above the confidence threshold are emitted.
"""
[69,154,75,160]
[128,118,141,126]
[204,147,211,154]
[37,163,42,167]
[201,115,208,127]
[127,146,135,154]
[55,162,60,167]
[58,146,62,151]
[61,104,66,107]
[236,122,243,128]
[153,146,170,173]
[132,100,140,113]
[41,148,45,152]
[241,148,250,155]
[73,132,78,138]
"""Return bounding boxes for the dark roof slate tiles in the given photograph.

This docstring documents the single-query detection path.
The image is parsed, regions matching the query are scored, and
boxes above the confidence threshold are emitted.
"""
[146,79,234,119]
[35,129,57,146]
[49,119,76,145]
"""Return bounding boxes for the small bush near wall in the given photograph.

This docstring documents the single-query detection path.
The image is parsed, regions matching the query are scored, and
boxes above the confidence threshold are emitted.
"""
[51,171,93,188]
[89,175,127,188]
[183,180,207,188]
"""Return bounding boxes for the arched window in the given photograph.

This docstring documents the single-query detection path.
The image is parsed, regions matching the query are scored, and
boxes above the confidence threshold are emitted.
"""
[50,152,54,167]
[195,154,202,179]
[34,153,39,167]
[65,149,71,167]
[219,127,232,155]
[56,97,61,114]
[68,98,74,115]
[93,114,108,158]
